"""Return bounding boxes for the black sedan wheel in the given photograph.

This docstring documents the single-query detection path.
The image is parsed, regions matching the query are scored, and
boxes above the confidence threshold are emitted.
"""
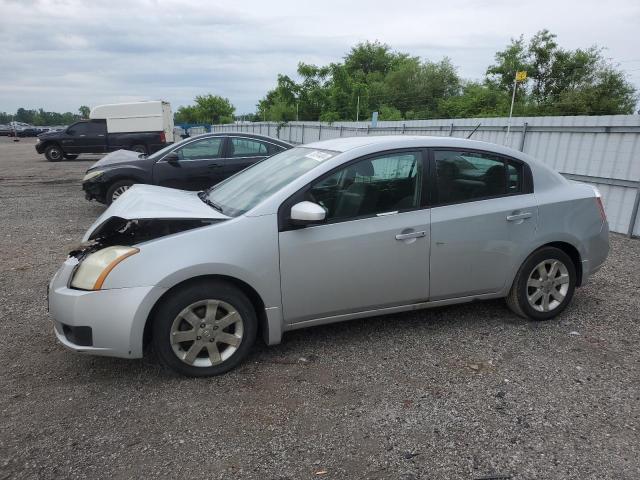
[105,179,135,204]
[44,145,63,162]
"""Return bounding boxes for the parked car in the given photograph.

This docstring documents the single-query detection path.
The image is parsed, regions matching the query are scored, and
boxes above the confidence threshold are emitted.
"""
[81,132,292,204]
[0,124,11,136]
[49,136,609,376]
[35,101,174,161]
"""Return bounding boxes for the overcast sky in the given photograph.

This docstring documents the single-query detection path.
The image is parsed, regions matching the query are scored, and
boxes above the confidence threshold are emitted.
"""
[1,0,639,115]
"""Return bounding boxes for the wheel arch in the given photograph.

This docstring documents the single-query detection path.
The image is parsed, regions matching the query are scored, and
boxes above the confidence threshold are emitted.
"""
[142,274,269,352]
[42,140,63,151]
[541,241,583,286]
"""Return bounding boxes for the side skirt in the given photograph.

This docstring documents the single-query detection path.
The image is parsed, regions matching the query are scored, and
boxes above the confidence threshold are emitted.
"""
[283,292,505,332]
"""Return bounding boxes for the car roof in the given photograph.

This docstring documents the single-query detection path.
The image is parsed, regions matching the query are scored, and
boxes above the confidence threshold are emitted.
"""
[303,135,520,156]
[300,135,566,189]
[198,132,292,147]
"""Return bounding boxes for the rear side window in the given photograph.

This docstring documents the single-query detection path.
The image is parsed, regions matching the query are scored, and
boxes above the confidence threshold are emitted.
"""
[230,138,268,157]
[87,120,106,135]
[434,150,523,204]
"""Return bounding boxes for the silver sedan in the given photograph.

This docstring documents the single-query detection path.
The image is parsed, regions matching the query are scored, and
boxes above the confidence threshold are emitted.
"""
[49,136,609,376]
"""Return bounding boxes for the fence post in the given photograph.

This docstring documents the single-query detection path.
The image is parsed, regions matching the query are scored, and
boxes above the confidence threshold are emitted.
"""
[289,124,292,143]
[448,123,454,136]
[339,125,344,137]
[318,124,322,140]
[519,122,528,151]
[629,183,640,237]
[301,124,305,144]
[366,125,370,136]
[402,123,406,134]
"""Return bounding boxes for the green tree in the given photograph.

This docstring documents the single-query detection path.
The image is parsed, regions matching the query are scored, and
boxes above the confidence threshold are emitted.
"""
[487,30,637,115]
[192,94,235,124]
[377,105,403,120]
[174,95,235,124]
[79,105,90,118]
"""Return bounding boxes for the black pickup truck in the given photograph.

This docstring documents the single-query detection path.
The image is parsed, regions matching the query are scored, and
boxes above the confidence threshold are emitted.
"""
[35,119,169,161]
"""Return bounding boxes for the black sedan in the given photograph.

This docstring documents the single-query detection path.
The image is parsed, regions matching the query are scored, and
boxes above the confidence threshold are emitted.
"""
[82,133,293,204]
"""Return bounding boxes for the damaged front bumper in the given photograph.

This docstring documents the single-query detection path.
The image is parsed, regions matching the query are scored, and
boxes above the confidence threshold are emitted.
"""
[82,180,106,203]
[48,257,167,358]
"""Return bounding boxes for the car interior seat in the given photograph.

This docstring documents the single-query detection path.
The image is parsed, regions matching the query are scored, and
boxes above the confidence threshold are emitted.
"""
[483,165,506,196]
[333,160,377,219]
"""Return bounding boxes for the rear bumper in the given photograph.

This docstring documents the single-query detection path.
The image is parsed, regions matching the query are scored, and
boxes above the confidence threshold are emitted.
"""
[48,258,167,358]
[580,221,610,285]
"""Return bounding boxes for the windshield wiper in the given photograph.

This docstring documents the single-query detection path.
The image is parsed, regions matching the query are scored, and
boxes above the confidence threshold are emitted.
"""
[198,191,224,213]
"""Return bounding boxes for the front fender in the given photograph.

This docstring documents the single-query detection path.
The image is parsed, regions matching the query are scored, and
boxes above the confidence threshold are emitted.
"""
[100,214,282,309]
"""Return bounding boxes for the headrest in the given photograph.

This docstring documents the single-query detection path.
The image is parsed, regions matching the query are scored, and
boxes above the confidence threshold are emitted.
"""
[351,160,374,177]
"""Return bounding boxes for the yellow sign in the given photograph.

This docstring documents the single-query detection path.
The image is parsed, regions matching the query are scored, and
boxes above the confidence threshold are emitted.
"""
[515,71,527,82]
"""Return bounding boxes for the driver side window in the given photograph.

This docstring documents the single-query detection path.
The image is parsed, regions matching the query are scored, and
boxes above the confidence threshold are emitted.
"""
[308,151,423,222]
[177,137,224,160]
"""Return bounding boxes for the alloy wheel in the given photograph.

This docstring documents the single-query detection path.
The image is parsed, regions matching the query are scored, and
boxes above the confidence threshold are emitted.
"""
[169,299,244,367]
[526,259,570,312]
[111,185,130,201]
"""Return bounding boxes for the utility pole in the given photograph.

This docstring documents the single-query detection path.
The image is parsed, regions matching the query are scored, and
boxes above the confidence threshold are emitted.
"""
[356,96,360,122]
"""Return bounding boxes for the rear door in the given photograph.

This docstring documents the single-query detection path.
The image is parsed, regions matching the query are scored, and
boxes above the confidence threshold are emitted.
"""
[224,136,283,177]
[153,136,227,190]
[428,149,538,300]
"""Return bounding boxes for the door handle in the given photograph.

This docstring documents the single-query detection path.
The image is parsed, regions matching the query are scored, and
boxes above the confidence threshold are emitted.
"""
[395,231,426,240]
[506,212,533,222]
[208,163,223,169]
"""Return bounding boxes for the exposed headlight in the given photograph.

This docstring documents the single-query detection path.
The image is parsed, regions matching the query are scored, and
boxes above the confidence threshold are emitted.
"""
[36,138,40,143]
[70,246,139,290]
[83,170,104,182]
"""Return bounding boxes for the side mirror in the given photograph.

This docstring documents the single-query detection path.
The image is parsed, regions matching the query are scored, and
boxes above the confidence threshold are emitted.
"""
[290,201,326,226]
[164,151,180,165]
[67,129,75,135]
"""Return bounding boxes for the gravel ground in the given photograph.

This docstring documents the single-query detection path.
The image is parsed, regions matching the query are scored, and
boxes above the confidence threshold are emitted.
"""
[0,137,639,480]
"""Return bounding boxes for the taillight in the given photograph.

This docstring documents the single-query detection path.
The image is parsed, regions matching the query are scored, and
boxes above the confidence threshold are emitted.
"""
[160,131,166,143]
[595,194,607,223]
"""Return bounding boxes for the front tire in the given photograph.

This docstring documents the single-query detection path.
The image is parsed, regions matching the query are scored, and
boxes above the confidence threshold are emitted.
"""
[105,179,135,204]
[507,247,576,321]
[44,145,64,162]
[151,280,257,377]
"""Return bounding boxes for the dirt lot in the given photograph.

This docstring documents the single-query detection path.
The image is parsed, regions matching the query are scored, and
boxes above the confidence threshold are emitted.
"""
[0,137,639,480]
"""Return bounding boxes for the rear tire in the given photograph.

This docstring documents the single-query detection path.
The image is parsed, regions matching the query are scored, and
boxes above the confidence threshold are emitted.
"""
[105,179,135,205]
[151,280,257,377]
[44,145,63,162]
[130,144,147,154]
[506,246,576,321]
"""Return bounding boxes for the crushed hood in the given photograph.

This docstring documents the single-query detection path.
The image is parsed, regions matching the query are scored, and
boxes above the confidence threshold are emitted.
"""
[89,149,144,169]
[82,184,229,242]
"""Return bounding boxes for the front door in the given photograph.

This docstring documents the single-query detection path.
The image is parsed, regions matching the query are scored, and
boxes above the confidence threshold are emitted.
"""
[62,120,107,154]
[154,136,227,190]
[428,149,538,300]
[279,150,431,324]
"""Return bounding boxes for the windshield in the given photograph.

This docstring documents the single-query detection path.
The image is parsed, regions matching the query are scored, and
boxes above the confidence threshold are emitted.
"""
[205,147,338,216]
